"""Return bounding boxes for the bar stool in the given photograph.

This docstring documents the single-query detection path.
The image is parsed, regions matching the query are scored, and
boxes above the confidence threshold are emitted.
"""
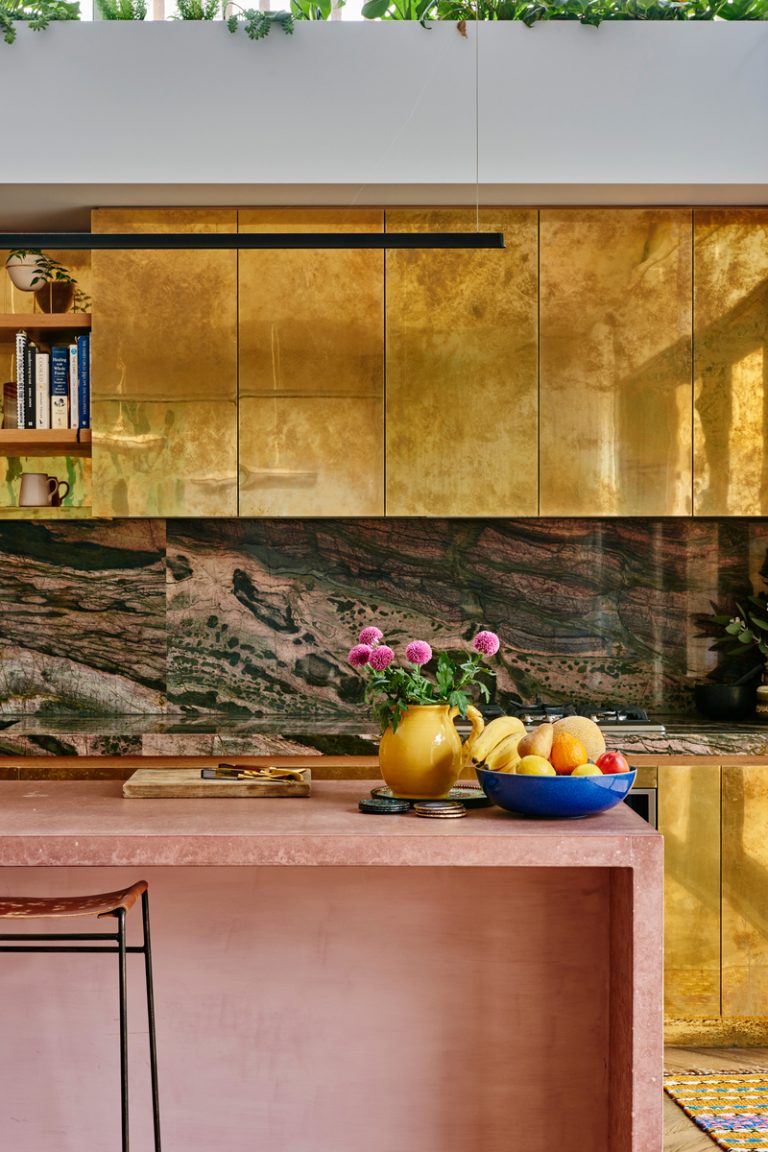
[0,880,161,1152]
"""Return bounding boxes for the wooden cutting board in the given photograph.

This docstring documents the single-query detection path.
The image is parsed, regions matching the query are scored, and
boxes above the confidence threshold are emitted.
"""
[123,768,311,799]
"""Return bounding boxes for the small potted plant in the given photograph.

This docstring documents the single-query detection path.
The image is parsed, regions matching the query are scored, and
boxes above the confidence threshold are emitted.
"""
[694,594,768,720]
[347,626,499,798]
[4,249,91,313]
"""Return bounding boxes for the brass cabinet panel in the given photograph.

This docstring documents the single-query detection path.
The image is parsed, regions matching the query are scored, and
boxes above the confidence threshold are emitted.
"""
[540,209,692,516]
[238,209,384,516]
[694,209,768,516]
[91,209,238,517]
[385,208,538,517]
[659,764,721,1018]
[722,765,768,1017]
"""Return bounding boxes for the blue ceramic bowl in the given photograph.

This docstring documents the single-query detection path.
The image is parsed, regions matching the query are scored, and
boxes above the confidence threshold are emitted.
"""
[476,767,637,819]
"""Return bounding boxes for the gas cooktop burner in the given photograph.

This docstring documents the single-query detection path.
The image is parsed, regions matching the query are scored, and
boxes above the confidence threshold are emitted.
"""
[504,701,661,731]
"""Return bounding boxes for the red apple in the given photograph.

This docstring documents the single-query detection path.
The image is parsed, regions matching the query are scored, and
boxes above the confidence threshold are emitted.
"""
[596,751,630,775]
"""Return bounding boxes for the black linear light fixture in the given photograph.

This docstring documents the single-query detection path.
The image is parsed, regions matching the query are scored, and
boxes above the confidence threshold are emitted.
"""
[0,231,505,251]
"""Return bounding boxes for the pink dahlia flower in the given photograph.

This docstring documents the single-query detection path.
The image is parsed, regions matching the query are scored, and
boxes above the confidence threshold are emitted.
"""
[405,640,433,666]
[473,630,500,656]
[358,625,384,646]
[369,644,394,671]
[348,644,373,668]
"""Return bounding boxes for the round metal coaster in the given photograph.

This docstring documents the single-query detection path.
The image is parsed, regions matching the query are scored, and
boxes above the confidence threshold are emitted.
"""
[413,801,467,819]
[371,784,490,809]
[358,797,410,815]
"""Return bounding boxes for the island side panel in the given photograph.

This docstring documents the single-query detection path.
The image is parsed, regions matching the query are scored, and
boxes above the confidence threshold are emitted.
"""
[0,865,613,1152]
[608,848,665,1152]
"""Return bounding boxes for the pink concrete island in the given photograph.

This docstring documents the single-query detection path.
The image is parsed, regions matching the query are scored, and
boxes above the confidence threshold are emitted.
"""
[0,779,663,1152]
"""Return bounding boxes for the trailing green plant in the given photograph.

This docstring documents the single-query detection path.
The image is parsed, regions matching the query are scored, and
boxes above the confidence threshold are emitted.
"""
[173,0,218,17]
[361,0,768,24]
[5,249,92,313]
[290,0,341,18]
[226,5,293,37]
[0,0,79,45]
[94,0,146,18]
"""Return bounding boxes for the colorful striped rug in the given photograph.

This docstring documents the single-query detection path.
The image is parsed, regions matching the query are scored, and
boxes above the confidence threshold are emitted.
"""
[665,1075,768,1151]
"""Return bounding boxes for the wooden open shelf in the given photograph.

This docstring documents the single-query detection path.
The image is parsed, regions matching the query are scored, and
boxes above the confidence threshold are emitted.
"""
[0,429,91,458]
[0,313,91,340]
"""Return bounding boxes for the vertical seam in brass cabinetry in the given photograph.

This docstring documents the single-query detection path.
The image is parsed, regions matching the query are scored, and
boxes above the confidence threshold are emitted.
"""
[236,213,240,518]
[383,209,387,517]
[691,210,695,517]
[537,210,541,517]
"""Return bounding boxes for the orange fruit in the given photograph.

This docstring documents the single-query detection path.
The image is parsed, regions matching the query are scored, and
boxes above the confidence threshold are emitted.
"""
[549,732,588,775]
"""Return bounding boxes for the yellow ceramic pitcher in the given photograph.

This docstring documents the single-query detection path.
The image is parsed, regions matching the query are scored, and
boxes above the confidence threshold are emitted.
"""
[378,704,484,799]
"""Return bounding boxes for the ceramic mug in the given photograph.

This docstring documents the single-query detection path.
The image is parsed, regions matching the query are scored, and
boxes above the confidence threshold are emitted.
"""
[18,473,69,507]
[48,476,70,508]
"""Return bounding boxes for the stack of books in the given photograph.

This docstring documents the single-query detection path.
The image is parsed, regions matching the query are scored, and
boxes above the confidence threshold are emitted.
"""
[14,330,90,431]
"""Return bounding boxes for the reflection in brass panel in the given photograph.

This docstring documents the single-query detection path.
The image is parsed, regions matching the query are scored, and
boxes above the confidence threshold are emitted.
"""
[386,209,537,516]
[239,209,384,516]
[540,209,692,516]
[659,764,721,1018]
[722,765,768,1017]
[91,209,237,518]
[694,210,768,515]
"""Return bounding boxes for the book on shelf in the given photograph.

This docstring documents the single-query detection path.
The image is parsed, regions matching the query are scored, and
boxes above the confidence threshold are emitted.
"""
[35,351,50,431]
[15,330,26,429]
[9,327,91,436]
[50,346,69,430]
[76,333,90,430]
[68,342,79,429]
[24,342,36,430]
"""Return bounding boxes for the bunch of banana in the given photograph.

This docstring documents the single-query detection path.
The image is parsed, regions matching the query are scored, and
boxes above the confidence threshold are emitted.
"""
[470,715,526,773]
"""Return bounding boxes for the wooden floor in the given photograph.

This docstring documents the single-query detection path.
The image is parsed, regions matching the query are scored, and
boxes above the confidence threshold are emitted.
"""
[664,1047,768,1151]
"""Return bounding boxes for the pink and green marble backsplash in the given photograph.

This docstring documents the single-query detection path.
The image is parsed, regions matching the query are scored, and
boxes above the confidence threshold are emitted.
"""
[0,517,766,720]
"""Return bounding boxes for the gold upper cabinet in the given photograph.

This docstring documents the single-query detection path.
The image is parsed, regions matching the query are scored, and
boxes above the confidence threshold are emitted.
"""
[694,209,768,516]
[386,208,538,517]
[540,209,693,516]
[238,209,384,517]
[91,208,238,518]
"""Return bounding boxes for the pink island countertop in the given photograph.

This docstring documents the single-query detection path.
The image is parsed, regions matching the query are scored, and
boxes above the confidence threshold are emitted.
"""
[0,778,663,1152]
[0,778,661,868]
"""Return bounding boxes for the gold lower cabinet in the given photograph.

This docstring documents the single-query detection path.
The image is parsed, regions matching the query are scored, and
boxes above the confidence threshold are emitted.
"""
[722,765,768,1018]
[659,763,721,1019]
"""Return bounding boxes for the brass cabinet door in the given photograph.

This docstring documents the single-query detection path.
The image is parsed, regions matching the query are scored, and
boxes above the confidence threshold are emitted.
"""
[91,209,238,517]
[385,208,538,517]
[722,765,768,1017]
[694,209,768,516]
[238,209,384,517]
[540,209,693,516]
[659,763,721,1019]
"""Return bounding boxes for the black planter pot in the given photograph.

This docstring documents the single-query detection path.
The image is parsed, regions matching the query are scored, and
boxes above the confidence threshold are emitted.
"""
[694,683,757,722]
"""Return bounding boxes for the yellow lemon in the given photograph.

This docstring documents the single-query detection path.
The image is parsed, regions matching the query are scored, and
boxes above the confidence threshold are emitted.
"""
[517,755,556,777]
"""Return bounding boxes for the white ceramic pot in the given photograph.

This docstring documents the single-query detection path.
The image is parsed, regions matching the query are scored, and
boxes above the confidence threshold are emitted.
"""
[6,253,47,293]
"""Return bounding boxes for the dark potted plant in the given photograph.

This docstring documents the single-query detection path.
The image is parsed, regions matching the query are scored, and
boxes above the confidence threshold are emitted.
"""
[694,593,768,720]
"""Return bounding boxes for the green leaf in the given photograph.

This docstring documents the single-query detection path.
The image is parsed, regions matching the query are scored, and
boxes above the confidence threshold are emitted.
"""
[361,0,390,15]
[738,630,755,644]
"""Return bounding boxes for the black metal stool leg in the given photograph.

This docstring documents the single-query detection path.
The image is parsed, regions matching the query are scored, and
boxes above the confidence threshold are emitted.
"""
[117,908,129,1152]
[141,891,162,1152]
